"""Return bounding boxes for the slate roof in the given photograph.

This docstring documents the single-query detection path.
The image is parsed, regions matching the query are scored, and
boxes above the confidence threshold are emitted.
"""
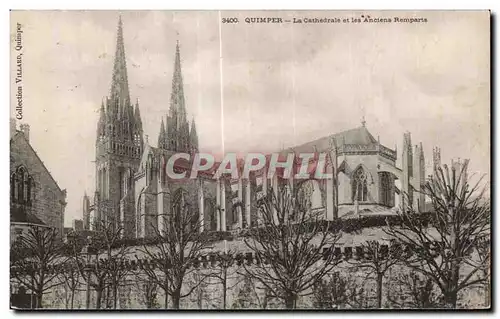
[285,126,378,153]
[10,131,64,194]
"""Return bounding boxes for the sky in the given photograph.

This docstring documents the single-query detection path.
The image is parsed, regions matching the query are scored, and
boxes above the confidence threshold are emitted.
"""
[9,11,490,226]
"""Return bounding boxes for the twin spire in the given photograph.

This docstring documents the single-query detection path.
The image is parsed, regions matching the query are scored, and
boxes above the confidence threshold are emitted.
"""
[98,16,198,153]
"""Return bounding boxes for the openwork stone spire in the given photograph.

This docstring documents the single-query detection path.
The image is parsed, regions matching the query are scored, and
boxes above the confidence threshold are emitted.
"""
[164,40,192,152]
[170,41,187,130]
[109,15,131,119]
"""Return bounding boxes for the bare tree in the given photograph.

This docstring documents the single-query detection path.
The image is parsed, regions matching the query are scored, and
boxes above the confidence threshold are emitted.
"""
[386,270,441,308]
[242,185,342,309]
[312,272,348,309]
[58,260,82,309]
[232,273,258,309]
[100,218,131,309]
[231,272,277,309]
[207,249,242,309]
[70,218,130,309]
[133,273,159,309]
[10,226,66,308]
[189,269,210,309]
[139,188,213,309]
[312,271,368,309]
[385,162,490,308]
[347,240,399,308]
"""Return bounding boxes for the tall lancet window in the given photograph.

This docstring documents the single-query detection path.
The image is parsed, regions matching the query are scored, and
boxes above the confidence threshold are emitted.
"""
[352,167,368,202]
[17,167,25,203]
[380,172,392,206]
[27,176,33,204]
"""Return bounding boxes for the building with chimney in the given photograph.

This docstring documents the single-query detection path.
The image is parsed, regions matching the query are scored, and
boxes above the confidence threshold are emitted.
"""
[10,119,67,241]
[82,17,436,239]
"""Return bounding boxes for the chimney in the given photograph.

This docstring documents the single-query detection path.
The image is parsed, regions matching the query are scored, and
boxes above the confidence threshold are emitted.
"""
[10,118,16,138]
[20,123,30,142]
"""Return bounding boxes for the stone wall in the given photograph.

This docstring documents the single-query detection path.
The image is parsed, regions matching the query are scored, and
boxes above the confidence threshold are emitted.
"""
[39,259,487,310]
[10,131,66,237]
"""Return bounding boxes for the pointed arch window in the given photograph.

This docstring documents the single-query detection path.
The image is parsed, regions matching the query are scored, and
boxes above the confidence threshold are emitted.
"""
[17,167,25,203]
[27,176,34,204]
[380,172,392,206]
[146,154,153,185]
[352,167,368,202]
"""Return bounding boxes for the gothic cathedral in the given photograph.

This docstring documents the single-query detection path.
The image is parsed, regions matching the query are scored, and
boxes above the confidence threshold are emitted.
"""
[83,16,453,239]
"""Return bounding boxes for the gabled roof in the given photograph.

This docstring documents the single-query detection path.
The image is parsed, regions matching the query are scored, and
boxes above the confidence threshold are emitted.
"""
[10,131,64,194]
[285,126,378,153]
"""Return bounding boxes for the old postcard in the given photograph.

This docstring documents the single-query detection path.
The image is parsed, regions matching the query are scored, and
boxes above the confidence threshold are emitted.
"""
[9,10,490,310]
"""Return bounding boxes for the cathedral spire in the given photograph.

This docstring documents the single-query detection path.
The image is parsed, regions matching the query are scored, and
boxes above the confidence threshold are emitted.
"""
[158,117,166,149]
[190,117,199,153]
[109,15,131,119]
[170,41,187,129]
[167,40,190,152]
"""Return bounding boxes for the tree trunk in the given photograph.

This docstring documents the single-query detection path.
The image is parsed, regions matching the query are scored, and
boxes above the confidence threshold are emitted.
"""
[444,291,458,309]
[376,273,383,308]
[70,290,75,309]
[171,290,181,309]
[222,273,227,309]
[113,283,118,309]
[34,293,43,309]
[446,207,459,309]
[96,289,103,309]
[104,286,109,308]
[284,293,297,309]
[164,287,169,309]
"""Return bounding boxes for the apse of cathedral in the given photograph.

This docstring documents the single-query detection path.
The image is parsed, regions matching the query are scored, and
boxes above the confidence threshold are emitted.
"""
[82,17,445,239]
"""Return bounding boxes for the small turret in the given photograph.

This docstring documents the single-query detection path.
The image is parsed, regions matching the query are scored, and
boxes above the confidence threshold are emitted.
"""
[401,132,413,209]
[82,192,91,230]
[96,100,106,142]
[413,142,426,211]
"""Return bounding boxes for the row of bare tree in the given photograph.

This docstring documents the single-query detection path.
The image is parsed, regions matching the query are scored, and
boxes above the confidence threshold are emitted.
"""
[10,163,490,309]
